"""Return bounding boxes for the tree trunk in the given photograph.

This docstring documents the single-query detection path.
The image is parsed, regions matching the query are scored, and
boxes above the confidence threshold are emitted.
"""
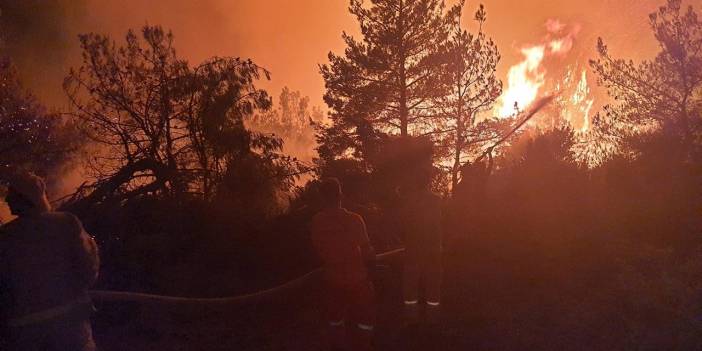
[400,85,408,136]
[451,120,463,191]
[451,73,466,193]
[398,0,408,137]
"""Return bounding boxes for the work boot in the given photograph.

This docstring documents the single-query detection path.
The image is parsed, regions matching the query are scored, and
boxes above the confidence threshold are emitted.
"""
[350,323,374,351]
[425,301,441,325]
[327,321,347,351]
[403,300,420,326]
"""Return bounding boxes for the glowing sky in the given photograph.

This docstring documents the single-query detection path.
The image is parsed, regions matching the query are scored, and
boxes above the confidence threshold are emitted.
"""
[5,0,679,109]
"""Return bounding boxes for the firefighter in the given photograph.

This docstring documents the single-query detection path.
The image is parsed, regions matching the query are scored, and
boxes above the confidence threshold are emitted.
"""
[0,170,100,351]
[311,178,376,351]
[399,165,443,326]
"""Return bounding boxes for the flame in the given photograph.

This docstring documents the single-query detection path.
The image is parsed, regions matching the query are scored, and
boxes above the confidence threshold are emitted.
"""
[497,45,546,117]
[549,39,574,55]
[496,19,583,120]
[573,69,594,132]
[557,68,594,132]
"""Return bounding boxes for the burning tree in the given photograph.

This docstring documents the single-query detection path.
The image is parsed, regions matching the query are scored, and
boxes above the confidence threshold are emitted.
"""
[318,0,460,163]
[587,0,702,162]
[64,26,302,205]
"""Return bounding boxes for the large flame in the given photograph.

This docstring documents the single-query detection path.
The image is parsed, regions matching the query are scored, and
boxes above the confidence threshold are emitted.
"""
[497,46,546,117]
[496,19,581,119]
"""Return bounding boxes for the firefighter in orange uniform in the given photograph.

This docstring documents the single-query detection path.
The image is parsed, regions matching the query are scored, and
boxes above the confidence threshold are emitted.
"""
[400,166,443,327]
[311,178,376,351]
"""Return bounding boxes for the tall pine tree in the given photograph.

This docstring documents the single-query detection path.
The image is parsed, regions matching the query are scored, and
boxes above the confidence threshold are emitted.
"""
[435,3,502,189]
[319,0,459,162]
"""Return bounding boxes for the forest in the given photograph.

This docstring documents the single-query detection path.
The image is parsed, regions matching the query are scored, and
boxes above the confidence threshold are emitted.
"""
[0,0,701,350]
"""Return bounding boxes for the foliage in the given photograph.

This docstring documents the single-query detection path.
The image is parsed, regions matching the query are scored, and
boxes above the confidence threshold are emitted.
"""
[318,1,510,195]
[64,25,303,203]
[318,0,460,168]
[0,57,79,177]
[433,2,503,189]
[445,127,702,350]
[4,1,701,349]
[587,0,702,163]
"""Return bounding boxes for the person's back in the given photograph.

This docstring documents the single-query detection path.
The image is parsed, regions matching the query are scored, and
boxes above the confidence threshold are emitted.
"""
[399,173,443,327]
[402,191,442,261]
[1,212,98,322]
[311,208,370,287]
[310,178,375,351]
[0,171,99,351]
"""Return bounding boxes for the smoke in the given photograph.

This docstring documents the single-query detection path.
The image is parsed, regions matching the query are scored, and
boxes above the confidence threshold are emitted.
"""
[0,0,232,106]
[1,0,693,108]
[0,0,87,105]
[0,0,354,109]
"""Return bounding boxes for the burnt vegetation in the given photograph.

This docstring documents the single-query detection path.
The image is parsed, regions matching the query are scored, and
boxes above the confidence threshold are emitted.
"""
[1,0,701,349]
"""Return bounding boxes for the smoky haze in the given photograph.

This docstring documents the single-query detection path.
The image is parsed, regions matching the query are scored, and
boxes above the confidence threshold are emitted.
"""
[0,0,675,109]
[0,0,356,108]
[0,0,86,104]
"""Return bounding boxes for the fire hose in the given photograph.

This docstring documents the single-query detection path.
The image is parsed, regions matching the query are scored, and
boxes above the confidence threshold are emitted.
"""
[475,95,555,164]
[88,247,405,307]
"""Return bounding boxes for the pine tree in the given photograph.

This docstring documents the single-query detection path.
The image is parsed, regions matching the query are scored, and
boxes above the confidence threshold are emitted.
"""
[588,0,702,160]
[435,3,502,190]
[319,0,459,162]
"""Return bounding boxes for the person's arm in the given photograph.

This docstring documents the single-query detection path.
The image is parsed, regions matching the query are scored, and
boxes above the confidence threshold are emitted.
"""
[67,214,100,290]
[357,215,375,262]
[431,197,443,253]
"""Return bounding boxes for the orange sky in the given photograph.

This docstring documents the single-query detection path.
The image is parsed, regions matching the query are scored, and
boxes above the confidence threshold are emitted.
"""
[13,0,679,109]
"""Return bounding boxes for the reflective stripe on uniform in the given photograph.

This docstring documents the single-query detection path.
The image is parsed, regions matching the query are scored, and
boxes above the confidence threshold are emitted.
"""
[426,301,440,306]
[404,300,419,305]
[329,320,345,327]
[357,323,374,331]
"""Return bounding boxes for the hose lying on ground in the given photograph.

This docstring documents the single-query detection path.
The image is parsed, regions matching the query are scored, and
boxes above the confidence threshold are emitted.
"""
[89,248,405,306]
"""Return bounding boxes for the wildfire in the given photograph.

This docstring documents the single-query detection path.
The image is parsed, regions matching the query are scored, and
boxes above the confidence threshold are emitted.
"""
[496,19,585,122]
[497,45,546,117]
[570,69,594,132]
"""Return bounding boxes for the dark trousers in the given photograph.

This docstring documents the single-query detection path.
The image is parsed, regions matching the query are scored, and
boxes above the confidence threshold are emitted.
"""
[403,253,442,304]
[2,318,96,351]
[403,252,442,324]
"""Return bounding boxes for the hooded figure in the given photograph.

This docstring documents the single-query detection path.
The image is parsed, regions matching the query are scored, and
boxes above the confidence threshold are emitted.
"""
[0,171,99,351]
